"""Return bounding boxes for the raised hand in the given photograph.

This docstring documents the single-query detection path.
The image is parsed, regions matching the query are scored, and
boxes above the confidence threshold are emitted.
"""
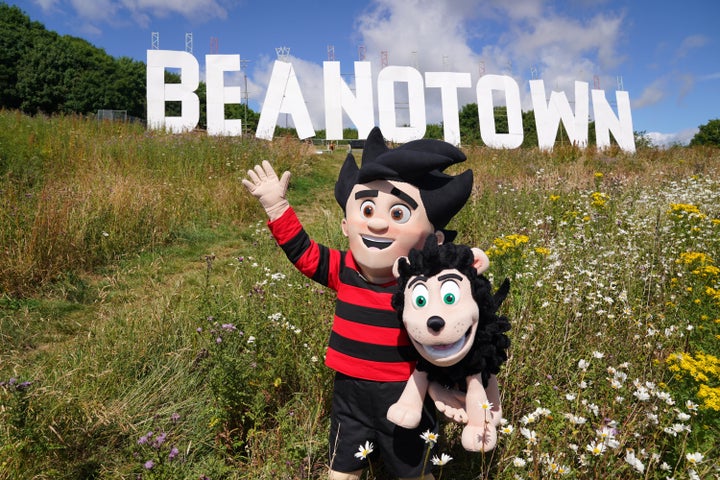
[242,160,291,221]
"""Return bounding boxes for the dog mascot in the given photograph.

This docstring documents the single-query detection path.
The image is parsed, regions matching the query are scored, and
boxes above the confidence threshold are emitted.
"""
[388,235,511,452]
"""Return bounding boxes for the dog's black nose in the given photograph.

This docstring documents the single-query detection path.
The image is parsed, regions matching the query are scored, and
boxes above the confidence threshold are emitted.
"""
[427,316,445,332]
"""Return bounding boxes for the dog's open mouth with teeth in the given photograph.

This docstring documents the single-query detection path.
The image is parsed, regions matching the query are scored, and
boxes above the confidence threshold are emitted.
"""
[407,320,478,367]
[417,327,472,360]
[361,235,393,250]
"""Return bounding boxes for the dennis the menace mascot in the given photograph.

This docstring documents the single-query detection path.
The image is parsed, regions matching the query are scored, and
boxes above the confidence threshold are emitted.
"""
[242,127,473,480]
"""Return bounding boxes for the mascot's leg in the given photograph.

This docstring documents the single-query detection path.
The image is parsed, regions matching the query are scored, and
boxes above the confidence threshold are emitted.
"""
[460,375,498,452]
[328,469,363,480]
[485,375,503,427]
[387,370,429,428]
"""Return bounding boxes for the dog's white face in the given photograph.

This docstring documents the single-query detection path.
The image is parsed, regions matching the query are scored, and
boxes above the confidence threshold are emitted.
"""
[401,268,479,367]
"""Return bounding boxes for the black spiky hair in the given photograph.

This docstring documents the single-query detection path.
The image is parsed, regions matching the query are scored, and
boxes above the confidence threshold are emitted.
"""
[334,127,473,237]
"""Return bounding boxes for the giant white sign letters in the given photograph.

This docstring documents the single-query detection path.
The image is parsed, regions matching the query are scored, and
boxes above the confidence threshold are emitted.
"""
[147,50,636,152]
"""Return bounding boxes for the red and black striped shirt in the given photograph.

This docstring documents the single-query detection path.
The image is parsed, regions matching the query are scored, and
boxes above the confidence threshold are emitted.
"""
[268,208,416,381]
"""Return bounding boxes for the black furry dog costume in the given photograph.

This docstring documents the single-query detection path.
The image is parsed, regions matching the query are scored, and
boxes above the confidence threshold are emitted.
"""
[392,235,512,390]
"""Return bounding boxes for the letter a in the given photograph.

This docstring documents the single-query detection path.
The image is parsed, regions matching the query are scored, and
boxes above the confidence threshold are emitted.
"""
[256,61,315,140]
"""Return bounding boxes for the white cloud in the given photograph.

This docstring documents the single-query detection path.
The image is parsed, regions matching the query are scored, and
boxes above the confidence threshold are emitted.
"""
[122,0,228,21]
[347,0,627,122]
[646,128,697,147]
[674,34,709,60]
[60,0,228,25]
[699,72,720,82]
[506,12,625,71]
[356,0,479,72]
[632,78,666,108]
[70,0,119,22]
[32,0,60,11]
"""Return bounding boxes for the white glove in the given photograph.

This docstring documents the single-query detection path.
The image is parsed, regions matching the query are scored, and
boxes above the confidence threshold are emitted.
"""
[242,160,291,221]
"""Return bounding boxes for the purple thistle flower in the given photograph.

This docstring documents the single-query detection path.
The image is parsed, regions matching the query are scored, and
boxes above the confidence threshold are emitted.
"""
[144,460,155,470]
[221,323,237,331]
[168,446,180,461]
[170,412,181,423]
[152,431,167,449]
[137,432,153,445]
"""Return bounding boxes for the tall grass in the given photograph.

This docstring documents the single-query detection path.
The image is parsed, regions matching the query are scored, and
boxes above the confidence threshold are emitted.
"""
[0,111,318,296]
[1,111,718,479]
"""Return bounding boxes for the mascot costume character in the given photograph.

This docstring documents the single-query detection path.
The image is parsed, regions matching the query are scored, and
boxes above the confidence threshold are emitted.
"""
[389,235,511,452]
[243,127,473,480]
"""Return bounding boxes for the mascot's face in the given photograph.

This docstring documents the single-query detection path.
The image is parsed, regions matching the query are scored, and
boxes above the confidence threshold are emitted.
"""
[401,268,479,367]
[342,179,438,281]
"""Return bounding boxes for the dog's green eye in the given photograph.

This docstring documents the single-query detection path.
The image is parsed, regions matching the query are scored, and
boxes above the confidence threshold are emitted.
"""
[440,281,460,305]
[411,284,429,308]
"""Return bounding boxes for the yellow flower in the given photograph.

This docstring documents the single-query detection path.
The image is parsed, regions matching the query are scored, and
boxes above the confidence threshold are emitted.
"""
[487,234,529,257]
[697,385,720,411]
[677,251,714,266]
[667,203,707,221]
[666,352,720,385]
[590,191,608,208]
[705,287,720,302]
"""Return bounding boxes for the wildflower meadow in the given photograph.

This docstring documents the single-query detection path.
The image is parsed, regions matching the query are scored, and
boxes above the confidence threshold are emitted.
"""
[0,111,718,479]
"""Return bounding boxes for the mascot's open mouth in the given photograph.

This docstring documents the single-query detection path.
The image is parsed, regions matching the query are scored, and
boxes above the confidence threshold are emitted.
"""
[421,327,471,359]
[362,235,393,250]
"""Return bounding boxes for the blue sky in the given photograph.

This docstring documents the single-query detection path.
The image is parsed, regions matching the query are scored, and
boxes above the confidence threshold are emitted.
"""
[10,0,719,146]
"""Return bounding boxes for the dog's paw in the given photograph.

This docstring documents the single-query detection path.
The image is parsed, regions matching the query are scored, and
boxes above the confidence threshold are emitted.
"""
[434,400,468,424]
[387,402,422,429]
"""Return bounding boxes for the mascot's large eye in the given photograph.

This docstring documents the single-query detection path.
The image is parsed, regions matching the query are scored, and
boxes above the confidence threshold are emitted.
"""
[440,281,460,305]
[389,204,411,224]
[411,284,429,308]
[360,200,375,218]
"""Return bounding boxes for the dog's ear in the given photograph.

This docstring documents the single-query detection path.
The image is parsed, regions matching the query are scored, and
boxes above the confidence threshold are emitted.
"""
[393,256,409,279]
[471,248,490,274]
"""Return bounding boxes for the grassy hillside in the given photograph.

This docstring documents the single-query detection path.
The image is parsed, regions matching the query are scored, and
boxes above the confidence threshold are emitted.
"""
[1,111,718,479]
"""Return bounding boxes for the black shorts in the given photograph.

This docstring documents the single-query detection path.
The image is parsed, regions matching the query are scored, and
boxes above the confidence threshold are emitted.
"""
[328,372,438,476]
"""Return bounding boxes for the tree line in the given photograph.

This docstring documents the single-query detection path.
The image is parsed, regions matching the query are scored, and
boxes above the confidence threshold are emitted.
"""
[0,3,146,119]
[0,3,260,130]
